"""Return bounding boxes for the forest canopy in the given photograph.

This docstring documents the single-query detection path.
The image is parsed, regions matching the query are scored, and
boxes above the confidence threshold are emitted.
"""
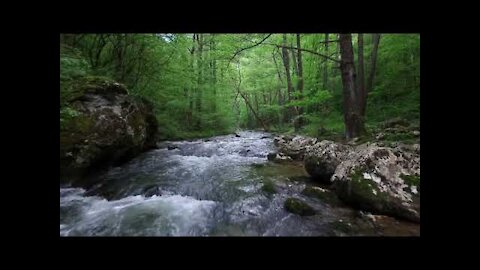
[60,33,420,140]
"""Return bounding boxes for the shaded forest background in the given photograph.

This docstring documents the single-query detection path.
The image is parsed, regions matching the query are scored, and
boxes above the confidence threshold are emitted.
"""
[60,33,419,140]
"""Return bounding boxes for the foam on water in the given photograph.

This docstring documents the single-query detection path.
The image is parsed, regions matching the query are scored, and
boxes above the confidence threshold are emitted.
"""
[60,187,217,236]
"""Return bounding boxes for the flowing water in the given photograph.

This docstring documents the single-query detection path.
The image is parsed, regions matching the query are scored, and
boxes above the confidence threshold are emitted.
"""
[60,131,419,236]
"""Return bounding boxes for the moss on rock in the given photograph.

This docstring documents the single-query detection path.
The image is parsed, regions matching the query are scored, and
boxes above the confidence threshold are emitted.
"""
[400,174,420,187]
[60,76,158,184]
[284,198,316,216]
[301,186,340,204]
[335,169,393,217]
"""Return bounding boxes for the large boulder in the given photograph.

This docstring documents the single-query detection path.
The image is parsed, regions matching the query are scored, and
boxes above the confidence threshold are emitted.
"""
[60,77,159,184]
[303,140,352,184]
[332,144,420,223]
[273,135,317,160]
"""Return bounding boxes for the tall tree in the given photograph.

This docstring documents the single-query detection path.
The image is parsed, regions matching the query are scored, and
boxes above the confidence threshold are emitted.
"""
[339,34,363,140]
[366,34,381,97]
[357,34,366,118]
[323,33,329,90]
[210,36,217,113]
[281,34,293,122]
[234,63,268,131]
[196,34,204,129]
[295,33,304,130]
[187,34,196,128]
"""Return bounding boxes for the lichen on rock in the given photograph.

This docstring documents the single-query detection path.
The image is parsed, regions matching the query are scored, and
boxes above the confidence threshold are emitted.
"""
[332,145,420,222]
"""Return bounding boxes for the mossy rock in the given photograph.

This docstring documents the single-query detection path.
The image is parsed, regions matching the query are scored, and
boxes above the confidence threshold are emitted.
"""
[335,169,419,223]
[330,220,355,234]
[336,170,391,211]
[400,174,420,193]
[400,174,420,187]
[284,198,316,216]
[60,76,159,184]
[61,76,128,106]
[304,155,338,184]
[301,186,340,204]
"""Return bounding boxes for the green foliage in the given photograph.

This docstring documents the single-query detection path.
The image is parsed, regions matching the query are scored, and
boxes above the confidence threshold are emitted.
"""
[60,107,80,130]
[60,54,89,82]
[60,33,419,141]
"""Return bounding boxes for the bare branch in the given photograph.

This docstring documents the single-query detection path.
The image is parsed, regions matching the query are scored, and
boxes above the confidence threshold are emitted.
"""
[229,34,273,62]
[318,40,339,44]
[262,42,340,63]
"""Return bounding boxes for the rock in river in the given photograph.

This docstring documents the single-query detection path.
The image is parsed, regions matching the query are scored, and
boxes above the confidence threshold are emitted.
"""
[332,144,420,223]
[284,197,316,216]
[303,140,352,184]
[60,76,159,184]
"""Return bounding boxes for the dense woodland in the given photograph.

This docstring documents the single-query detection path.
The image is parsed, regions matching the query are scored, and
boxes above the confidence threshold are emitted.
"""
[60,33,419,140]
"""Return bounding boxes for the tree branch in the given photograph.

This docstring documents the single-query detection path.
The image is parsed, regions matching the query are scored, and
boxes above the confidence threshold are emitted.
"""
[318,39,339,44]
[282,45,340,63]
[262,42,340,63]
[229,34,273,62]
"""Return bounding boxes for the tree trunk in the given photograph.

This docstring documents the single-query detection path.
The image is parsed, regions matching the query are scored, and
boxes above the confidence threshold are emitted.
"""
[357,34,366,117]
[233,60,268,131]
[240,92,268,131]
[281,34,293,122]
[187,34,196,128]
[272,50,284,84]
[339,34,363,140]
[196,34,203,129]
[295,33,304,129]
[291,42,298,77]
[211,36,217,113]
[366,34,381,96]
[323,33,329,90]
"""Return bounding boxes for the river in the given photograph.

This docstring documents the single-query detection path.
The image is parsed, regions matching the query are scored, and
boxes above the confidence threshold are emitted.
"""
[60,131,419,236]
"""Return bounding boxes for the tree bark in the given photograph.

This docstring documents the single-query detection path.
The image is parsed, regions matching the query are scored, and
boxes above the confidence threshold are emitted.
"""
[291,42,298,77]
[357,34,366,117]
[211,36,217,113]
[234,63,268,131]
[339,34,364,140]
[295,33,304,129]
[281,34,294,122]
[366,34,381,96]
[186,34,196,128]
[240,92,268,131]
[323,33,329,90]
[296,34,304,99]
[195,34,203,129]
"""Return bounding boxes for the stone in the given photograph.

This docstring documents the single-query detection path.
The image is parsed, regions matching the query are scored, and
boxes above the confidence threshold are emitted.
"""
[332,145,420,223]
[284,198,316,216]
[60,76,159,184]
[303,140,352,184]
